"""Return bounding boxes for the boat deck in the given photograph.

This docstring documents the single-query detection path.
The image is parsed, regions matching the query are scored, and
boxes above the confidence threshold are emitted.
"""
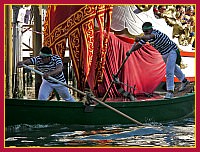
[104,83,194,103]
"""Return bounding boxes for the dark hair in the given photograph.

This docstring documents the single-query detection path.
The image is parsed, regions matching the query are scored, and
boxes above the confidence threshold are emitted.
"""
[176,5,181,10]
[142,22,152,29]
[158,6,163,10]
[40,46,52,55]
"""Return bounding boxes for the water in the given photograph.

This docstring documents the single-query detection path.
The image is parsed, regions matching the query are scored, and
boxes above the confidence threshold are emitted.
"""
[5,118,195,147]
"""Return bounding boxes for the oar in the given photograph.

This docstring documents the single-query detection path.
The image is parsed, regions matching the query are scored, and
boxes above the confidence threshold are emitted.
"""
[22,64,143,126]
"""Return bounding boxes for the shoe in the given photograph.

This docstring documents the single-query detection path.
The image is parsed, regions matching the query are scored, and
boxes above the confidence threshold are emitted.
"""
[179,80,190,92]
[164,92,174,99]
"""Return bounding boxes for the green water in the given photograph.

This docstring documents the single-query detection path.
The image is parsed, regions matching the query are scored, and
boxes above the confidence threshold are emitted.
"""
[5,118,195,147]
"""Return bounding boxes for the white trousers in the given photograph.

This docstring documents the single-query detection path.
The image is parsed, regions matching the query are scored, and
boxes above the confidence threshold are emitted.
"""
[38,79,76,102]
[162,49,185,91]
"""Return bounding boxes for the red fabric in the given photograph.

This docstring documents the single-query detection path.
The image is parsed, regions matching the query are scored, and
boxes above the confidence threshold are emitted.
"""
[43,5,84,57]
[94,5,113,84]
[87,32,166,98]
[43,5,113,92]
[43,5,166,98]
[115,35,135,44]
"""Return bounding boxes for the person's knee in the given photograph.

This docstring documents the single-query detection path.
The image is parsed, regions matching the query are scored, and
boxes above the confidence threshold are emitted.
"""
[38,93,49,100]
[166,69,173,77]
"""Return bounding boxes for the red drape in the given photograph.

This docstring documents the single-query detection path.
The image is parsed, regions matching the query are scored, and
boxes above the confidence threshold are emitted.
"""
[87,32,166,98]
[43,5,113,92]
[43,5,166,98]
[43,5,84,57]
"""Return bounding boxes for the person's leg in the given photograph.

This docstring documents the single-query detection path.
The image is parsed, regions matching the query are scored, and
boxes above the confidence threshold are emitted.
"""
[174,65,185,82]
[174,65,190,91]
[54,83,76,102]
[38,79,53,100]
[162,50,177,99]
[173,50,190,91]
[163,50,189,94]
[165,50,177,92]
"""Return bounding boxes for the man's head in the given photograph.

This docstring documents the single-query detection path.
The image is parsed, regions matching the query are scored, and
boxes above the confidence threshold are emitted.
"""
[39,46,52,56]
[39,46,52,62]
[142,22,153,35]
[158,5,166,13]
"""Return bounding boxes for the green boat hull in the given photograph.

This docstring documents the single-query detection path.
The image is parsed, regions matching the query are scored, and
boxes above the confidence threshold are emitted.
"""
[5,93,195,126]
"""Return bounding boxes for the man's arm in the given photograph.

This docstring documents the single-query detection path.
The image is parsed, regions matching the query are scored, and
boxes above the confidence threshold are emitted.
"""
[17,59,32,68]
[43,64,63,79]
[132,34,155,50]
[127,34,155,55]
[139,34,155,41]
[129,43,143,53]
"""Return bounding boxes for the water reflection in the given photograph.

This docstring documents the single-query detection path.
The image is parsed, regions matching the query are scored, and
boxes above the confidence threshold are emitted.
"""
[5,118,195,147]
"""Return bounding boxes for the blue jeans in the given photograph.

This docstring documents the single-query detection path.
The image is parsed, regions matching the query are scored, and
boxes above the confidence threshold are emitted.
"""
[162,49,185,91]
[39,79,76,102]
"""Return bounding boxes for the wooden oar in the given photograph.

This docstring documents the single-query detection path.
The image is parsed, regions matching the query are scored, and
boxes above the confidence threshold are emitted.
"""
[22,64,144,126]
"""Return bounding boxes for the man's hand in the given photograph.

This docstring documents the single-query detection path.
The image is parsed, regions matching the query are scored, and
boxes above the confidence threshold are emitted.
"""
[17,59,32,68]
[126,42,136,56]
[135,37,141,42]
[43,72,50,79]
[17,61,24,68]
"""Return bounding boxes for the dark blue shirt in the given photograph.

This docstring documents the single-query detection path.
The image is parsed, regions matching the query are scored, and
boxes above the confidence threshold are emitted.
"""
[30,55,66,83]
[139,29,178,55]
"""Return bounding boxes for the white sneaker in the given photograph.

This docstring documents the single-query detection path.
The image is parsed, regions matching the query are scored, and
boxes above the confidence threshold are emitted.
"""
[164,92,174,99]
[179,80,190,92]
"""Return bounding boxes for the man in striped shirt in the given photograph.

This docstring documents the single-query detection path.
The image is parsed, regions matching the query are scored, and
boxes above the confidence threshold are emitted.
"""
[127,22,190,99]
[17,46,76,102]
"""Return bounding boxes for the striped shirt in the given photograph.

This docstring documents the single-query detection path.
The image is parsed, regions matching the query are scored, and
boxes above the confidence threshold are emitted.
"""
[30,55,66,83]
[139,29,178,55]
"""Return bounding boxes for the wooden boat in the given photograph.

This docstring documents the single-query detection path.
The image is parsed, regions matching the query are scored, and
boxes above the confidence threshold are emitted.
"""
[5,65,195,126]
[5,90,195,126]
